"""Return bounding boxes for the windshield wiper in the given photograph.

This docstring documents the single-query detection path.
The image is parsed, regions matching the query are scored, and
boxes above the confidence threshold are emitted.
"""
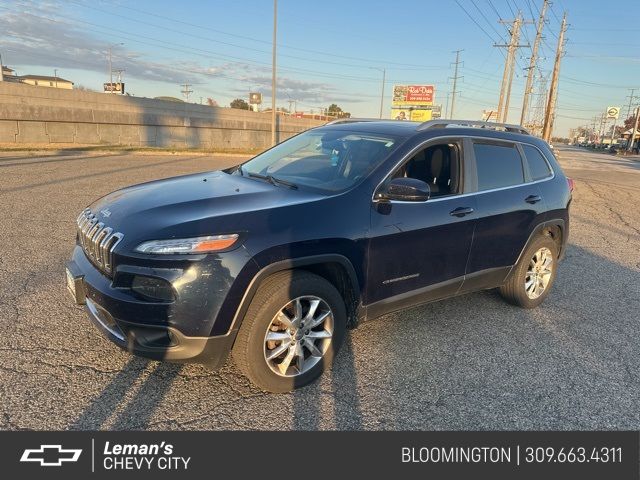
[246,171,298,189]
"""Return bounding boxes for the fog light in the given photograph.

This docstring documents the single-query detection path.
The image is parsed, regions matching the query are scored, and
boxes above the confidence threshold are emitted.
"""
[131,275,175,302]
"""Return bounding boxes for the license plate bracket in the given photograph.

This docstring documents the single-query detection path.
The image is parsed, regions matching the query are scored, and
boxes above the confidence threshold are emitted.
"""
[65,262,86,305]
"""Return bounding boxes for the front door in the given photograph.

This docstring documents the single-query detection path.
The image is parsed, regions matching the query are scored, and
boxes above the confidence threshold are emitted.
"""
[366,139,476,314]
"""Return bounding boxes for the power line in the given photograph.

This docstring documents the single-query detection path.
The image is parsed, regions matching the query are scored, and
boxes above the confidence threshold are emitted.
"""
[69,0,447,70]
[0,7,445,86]
[486,0,503,18]
[454,0,501,44]
[471,0,506,40]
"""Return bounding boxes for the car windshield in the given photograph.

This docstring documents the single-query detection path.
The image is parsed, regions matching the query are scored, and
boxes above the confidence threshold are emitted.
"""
[237,129,401,193]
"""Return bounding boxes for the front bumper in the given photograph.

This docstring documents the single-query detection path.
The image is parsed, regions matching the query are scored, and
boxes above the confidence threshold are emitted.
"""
[65,247,240,369]
[83,295,235,367]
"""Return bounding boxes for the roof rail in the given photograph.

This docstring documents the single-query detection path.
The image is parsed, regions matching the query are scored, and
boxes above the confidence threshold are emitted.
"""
[416,119,530,135]
[325,117,384,126]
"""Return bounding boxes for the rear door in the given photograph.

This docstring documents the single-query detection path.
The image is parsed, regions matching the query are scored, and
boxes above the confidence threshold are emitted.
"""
[462,138,548,290]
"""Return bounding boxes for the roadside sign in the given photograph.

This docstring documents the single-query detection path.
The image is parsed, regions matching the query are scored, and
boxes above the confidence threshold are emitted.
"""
[606,106,620,119]
[482,110,499,122]
[392,85,434,106]
[103,82,124,94]
[249,92,262,105]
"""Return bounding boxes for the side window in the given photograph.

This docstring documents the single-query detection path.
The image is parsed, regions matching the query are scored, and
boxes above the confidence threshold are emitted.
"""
[393,142,461,197]
[473,141,524,191]
[522,144,552,181]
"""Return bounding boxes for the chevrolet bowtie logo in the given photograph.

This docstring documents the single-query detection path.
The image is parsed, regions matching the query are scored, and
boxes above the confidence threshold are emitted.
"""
[20,445,82,467]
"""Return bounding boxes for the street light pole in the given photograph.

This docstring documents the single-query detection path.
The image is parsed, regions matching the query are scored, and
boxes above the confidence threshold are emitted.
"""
[271,0,277,145]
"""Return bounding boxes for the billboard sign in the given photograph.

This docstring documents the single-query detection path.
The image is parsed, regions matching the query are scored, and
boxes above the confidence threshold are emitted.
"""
[606,106,620,119]
[103,82,124,94]
[391,105,441,122]
[392,85,434,106]
[249,92,262,105]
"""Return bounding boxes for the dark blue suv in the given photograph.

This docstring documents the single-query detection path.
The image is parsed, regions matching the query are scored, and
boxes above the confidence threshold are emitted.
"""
[66,119,572,392]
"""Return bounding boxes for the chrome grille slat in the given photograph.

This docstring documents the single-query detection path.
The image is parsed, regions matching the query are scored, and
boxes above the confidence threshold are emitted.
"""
[76,209,124,275]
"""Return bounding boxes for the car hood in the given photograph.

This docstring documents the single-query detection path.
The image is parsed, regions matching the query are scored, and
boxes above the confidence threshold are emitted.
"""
[89,171,323,243]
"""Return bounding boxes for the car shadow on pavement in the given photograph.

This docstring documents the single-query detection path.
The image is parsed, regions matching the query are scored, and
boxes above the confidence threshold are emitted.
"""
[70,357,182,430]
[292,332,363,430]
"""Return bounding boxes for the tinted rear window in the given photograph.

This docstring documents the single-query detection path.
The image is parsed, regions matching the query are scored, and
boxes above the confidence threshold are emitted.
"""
[522,144,552,180]
[473,142,524,190]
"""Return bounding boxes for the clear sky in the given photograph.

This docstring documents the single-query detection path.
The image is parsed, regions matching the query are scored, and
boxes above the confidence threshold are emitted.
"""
[2,0,639,136]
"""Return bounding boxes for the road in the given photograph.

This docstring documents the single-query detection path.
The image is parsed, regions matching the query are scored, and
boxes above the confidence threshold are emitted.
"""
[0,146,639,430]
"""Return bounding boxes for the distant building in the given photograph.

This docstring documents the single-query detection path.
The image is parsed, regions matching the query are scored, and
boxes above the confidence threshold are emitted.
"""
[18,74,74,89]
[1,65,20,82]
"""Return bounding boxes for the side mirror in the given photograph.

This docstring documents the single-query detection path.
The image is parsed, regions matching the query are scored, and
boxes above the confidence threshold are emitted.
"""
[379,177,430,202]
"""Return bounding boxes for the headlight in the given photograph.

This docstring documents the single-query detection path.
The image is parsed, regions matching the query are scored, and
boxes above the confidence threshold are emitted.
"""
[134,234,239,254]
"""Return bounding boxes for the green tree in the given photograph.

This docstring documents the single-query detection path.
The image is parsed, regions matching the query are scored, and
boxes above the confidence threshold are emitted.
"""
[327,103,351,118]
[230,98,250,110]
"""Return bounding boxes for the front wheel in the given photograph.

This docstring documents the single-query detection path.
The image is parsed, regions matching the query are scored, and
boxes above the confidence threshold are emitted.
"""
[499,234,558,308]
[232,270,346,392]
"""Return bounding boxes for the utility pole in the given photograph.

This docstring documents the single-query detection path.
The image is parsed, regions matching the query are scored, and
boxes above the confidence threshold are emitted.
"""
[598,113,606,144]
[542,13,567,142]
[590,116,598,143]
[627,106,639,152]
[379,69,386,119]
[180,83,193,102]
[625,88,639,120]
[495,14,529,123]
[521,0,548,126]
[370,67,386,119]
[449,50,463,119]
[444,92,451,119]
[54,69,58,88]
[271,0,277,145]
[0,52,3,82]
[107,43,123,93]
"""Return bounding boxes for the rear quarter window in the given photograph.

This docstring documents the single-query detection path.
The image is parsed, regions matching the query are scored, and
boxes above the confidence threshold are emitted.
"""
[472,142,524,191]
[522,144,553,181]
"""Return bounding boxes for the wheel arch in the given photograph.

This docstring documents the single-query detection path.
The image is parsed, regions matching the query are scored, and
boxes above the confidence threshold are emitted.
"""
[228,254,362,336]
[506,218,566,280]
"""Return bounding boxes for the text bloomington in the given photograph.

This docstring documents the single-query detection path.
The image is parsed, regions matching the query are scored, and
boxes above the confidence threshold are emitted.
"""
[402,446,512,464]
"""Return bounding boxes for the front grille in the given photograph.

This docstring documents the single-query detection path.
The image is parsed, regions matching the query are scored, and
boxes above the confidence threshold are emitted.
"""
[76,208,124,274]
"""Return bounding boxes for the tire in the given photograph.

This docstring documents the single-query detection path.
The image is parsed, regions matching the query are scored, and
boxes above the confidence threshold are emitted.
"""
[499,234,558,309]
[231,270,346,393]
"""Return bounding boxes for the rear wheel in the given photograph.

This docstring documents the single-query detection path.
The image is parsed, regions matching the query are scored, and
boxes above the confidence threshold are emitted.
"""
[499,234,558,308]
[232,270,346,392]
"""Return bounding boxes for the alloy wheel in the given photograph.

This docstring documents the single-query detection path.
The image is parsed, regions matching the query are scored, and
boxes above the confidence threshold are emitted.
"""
[263,295,334,377]
[525,247,554,299]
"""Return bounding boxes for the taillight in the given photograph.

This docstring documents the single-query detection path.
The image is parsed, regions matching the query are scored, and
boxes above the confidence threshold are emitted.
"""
[567,177,575,192]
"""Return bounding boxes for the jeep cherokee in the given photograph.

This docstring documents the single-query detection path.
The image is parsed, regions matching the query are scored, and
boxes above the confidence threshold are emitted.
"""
[66,119,572,392]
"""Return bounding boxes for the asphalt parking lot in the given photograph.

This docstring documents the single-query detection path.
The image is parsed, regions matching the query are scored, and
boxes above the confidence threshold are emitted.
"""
[1,145,639,430]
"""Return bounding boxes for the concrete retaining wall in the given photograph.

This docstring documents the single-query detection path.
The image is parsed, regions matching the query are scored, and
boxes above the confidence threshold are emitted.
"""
[0,82,324,148]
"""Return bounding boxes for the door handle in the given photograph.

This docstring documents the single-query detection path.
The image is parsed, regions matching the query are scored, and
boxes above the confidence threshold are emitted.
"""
[449,206,474,217]
[525,194,542,204]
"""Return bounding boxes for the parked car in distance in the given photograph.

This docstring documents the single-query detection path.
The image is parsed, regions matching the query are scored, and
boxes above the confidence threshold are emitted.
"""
[66,119,572,392]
